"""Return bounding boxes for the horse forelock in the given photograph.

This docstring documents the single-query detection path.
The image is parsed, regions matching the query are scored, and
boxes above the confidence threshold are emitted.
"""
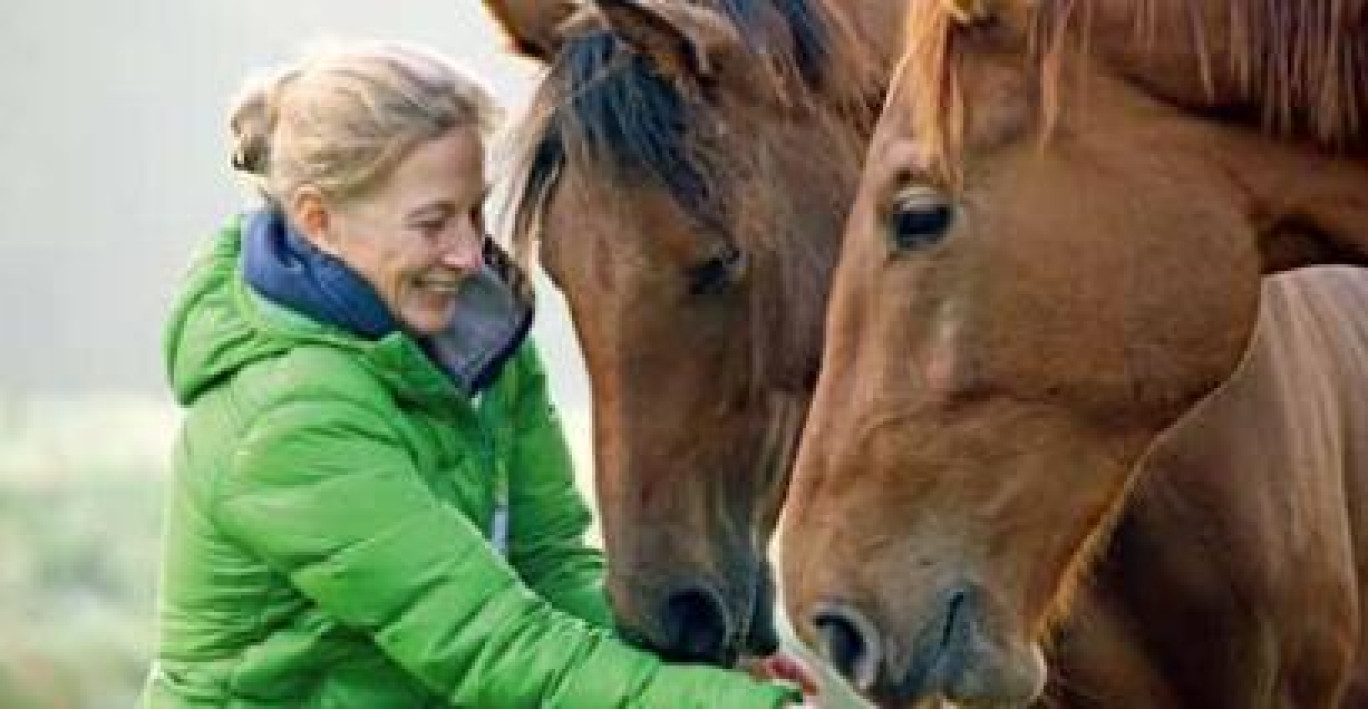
[902,0,1368,192]
[901,2,968,191]
[506,0,877,261]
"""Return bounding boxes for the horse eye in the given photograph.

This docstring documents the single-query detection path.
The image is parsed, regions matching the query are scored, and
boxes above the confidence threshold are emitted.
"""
[889,191,954,252]
[687,244,745,296]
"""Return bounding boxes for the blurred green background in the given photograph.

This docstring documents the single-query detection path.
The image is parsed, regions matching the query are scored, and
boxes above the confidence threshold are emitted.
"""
[0,397,173,707]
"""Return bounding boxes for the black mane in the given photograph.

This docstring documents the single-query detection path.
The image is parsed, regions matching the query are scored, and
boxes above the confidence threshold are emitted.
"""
[510,0,849,245]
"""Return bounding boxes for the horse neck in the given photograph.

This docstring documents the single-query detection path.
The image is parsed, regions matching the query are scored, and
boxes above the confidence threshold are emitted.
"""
[1218,134,1368,273]
[1071,0,1367,143]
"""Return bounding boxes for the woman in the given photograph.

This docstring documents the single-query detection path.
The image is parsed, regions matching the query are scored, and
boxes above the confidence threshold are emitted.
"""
[145,42,812,707]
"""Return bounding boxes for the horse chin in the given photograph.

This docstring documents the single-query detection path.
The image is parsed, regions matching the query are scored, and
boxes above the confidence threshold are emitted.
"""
[942,643,1046,709]
[882,639,1046,709]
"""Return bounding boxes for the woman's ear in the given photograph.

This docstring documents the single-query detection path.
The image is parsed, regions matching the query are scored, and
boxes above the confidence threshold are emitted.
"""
[287,187,342,257]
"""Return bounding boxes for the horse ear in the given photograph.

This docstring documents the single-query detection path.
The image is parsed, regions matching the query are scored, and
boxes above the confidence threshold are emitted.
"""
[595,0,742,89]
[482,0,576,61]
[940,0,996,24]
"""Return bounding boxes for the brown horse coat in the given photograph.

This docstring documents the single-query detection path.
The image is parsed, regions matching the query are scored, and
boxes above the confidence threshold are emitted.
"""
[1049,269,1368,707]
[780,1,1368,706]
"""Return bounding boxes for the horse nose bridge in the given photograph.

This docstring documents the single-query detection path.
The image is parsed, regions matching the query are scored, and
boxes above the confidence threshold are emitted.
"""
[596,410,748,490]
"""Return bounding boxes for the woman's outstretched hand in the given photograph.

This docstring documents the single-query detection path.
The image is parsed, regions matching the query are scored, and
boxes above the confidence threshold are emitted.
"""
[742,652,822,706]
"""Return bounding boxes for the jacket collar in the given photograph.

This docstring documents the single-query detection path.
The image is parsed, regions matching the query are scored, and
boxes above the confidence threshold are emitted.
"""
[241,208,399,339]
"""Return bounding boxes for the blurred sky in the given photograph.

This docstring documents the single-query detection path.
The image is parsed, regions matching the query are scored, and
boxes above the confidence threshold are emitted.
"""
[0,0,590,416]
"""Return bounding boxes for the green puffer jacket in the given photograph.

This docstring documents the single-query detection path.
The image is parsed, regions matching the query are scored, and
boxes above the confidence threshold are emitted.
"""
[143,216,797,708]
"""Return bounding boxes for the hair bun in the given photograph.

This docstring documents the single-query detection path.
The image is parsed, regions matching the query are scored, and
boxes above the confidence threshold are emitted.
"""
[228,78,276,175]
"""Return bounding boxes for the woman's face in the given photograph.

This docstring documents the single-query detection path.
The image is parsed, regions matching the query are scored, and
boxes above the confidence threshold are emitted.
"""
[304,126,488,336]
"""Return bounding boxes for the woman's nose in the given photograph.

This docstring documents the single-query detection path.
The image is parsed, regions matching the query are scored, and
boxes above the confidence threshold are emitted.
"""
[440,224,484,273]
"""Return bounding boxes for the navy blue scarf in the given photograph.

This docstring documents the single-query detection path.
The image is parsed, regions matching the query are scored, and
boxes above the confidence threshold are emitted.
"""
[241,208,399,339]
[241,209,533,394]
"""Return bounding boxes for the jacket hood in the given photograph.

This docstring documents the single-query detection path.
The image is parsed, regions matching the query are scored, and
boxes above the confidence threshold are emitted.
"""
[163,215,494,408]
[164,215,288,405]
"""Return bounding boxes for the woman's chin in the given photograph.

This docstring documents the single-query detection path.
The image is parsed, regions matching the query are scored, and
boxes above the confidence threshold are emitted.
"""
[400,302,457,336]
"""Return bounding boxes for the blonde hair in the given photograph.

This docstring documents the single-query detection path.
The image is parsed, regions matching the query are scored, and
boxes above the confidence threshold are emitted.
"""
[229,40,500,204]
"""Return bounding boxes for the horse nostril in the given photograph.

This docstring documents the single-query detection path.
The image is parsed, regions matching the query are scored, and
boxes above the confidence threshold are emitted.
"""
[940,589,970,651]
[812,603,882,692]
[814,613,862,677]
[661,587,732,664]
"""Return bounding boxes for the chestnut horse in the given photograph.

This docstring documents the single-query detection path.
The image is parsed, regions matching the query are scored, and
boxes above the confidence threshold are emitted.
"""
[483,0,893,665]
[782,0,1368,706]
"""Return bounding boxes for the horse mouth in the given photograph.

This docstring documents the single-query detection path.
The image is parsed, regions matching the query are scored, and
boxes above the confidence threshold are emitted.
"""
[740,558,782,658]
[742,622,780,657]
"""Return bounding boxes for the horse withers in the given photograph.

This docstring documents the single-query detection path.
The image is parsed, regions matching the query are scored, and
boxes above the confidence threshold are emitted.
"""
[781,0,1368,706]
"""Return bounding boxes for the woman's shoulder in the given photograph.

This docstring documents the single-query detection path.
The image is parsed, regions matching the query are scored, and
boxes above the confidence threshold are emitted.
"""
[502,338,546,384]
[240,342,397,416]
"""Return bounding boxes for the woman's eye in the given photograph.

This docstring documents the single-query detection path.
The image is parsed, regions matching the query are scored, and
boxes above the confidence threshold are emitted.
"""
[687,244,746,296]
[416,218,449,236]
[889,190,954,252]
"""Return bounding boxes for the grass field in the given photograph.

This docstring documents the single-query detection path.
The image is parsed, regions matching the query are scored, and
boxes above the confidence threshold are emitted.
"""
[0,395,173,708]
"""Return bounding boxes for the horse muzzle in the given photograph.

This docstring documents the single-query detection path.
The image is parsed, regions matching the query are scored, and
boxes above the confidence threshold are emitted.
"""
[811,584,1045,708]
[619,558,780,667]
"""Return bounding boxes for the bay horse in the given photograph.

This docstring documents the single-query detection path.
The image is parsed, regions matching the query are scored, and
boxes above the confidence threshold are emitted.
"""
[483,0,893,665]
[781,0,1368,706]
